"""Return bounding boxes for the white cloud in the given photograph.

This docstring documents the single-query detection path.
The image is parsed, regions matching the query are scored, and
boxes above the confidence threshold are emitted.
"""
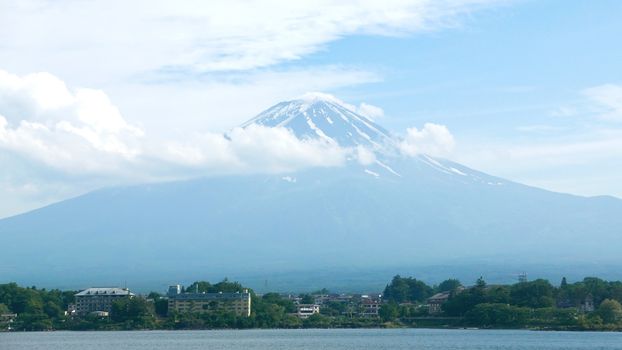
[0,70,359,204]
[0,70,144,175]
[162,125,349,174]
[0,70,358,177]
[1,1,504,78]
[298,92,384,122]
[582,84,622,122]
[448,83,622,199]
[355,146,377,165]
[0,1,513,217]
[399,123,456,157]
[155,67,381,132]
[357,102,385,120]
[0,0,504,143]
[504,135,622,164]
[550,106,578,118]
[516,124,566,133]
[456,130,622,196]
[1,68,471,218]
[0,71,365,220]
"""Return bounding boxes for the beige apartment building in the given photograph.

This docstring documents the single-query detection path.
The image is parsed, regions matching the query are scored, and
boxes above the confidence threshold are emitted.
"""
[167,285,251,317]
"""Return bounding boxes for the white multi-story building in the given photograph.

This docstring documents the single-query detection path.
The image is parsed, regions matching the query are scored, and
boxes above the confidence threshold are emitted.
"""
[296,304,320,319]
[74,287,134,316]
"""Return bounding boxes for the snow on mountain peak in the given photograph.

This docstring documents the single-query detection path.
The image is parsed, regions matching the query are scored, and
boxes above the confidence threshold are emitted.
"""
[297,92,346,105]
[238,93,490,182]
[241,93,395,150]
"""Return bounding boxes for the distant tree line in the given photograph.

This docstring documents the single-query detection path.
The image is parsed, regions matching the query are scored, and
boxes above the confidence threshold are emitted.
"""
[2,275,622,331]
[380,275,622,330]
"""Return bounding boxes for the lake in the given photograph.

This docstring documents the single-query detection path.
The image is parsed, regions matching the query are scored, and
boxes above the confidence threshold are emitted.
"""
[1,329,621,350]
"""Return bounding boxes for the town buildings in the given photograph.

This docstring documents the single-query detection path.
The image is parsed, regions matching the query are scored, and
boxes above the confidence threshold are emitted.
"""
[74,287,134,316]
[296,304,320,319]
[359,297,381,317]
[167,285,252,317]
[287,293,381,318]
[1,313,17,331]
[427,291,451,315]
[580,294,595,313]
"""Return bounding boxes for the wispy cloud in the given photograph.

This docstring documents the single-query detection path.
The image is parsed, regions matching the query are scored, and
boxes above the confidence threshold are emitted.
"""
[515,124,567,133]
[582,84,622,122]
[456,83,622,198]
[117,66,382,132]
[1,0,506,83]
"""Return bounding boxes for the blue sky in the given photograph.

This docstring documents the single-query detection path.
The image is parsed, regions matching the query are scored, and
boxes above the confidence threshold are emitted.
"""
[323,0,622,130]
[315,1,622,197]
[0,0,621,218]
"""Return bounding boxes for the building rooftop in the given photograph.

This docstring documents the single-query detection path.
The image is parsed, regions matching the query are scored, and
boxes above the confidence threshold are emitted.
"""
[169,292,250,301]
[427,291,451,302]
[75,287,134,297]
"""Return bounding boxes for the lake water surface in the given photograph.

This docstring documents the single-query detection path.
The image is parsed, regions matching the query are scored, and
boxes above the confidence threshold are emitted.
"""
[1,329,621,350]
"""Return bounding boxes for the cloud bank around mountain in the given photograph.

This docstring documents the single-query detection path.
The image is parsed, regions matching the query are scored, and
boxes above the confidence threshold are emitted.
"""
[0,70,453,214]
[0,70,365,179]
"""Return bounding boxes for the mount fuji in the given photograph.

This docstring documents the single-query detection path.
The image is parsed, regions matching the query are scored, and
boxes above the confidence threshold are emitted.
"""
[1,94,621,291]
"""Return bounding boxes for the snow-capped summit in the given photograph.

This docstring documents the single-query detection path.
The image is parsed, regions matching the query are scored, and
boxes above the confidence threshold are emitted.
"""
[240,93,485,180]
[241,93,395,150]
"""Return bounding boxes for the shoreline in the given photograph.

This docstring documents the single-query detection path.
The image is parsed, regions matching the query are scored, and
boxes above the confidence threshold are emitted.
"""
[3,325,622,333]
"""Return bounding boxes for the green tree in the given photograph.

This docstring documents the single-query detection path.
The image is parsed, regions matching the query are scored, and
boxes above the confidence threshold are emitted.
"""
[303,313,331,328]
[214,279,244,292]
[311,288,330,295]
[465,303,529,328]
[383,275,433,303]
[156,300,168,317]
[299,294,314,304]
[379,302,399,322]
[443,278,489,316]
[253,302,287,327]
[597,299,622,324]
[186,279,248,294]
[261,293,296,313]
[320,301,347,316]
[510,279,554,308]
[0,303,10,314]
[486,286,511,304]
[583,277,609,301]
[16,313,53,331]
[437,279,462,293]
[43,301,63,318]
[110,297,154,324]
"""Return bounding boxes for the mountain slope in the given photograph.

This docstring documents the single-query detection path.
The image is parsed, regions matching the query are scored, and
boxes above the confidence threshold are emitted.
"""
[1,95,621,290]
